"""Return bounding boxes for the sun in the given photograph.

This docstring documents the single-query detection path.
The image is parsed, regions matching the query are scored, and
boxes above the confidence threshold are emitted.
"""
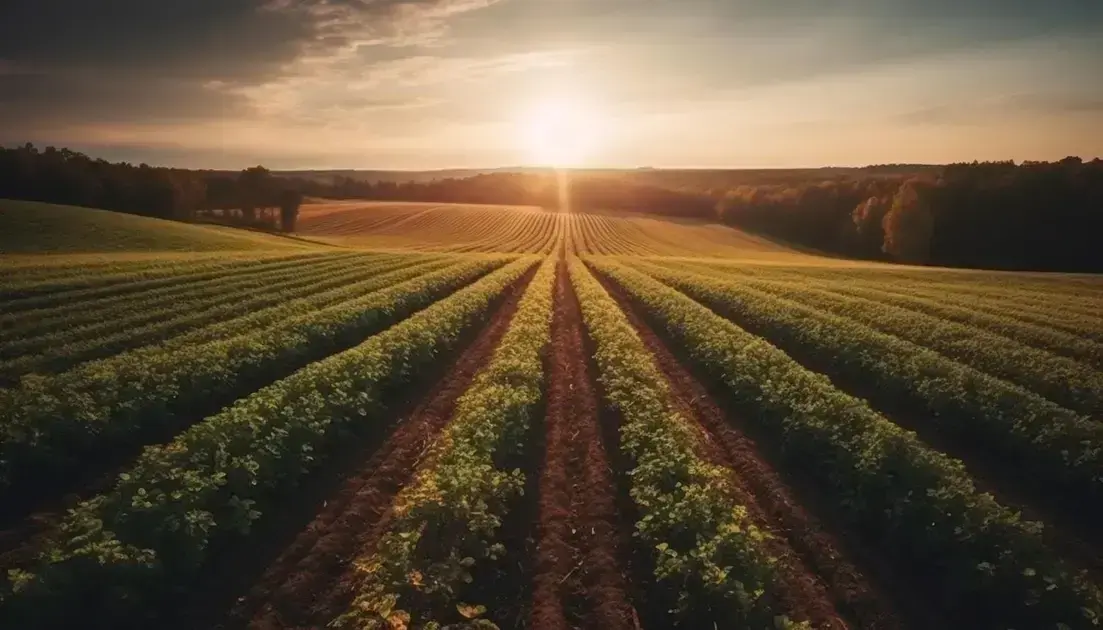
[518,97,602,167]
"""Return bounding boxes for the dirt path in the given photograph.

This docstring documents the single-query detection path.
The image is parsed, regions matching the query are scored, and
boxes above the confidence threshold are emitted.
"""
[221,270,535,630]
[596,271,906,630]
[530,262,638,630]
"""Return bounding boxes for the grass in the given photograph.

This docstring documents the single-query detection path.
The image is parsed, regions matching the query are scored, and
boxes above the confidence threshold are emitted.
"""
[0,199,321,254]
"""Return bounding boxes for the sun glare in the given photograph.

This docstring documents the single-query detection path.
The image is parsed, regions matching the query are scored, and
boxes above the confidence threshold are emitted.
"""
[518,97,603,167]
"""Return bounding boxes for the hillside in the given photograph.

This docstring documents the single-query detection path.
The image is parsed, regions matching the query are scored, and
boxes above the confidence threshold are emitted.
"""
[0,199,319,255]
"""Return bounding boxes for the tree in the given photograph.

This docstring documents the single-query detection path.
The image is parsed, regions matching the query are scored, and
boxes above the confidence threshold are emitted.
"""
[278,189,303,232]
[237,166,272,221]
[882,181,933,264]
[851,196,888,256]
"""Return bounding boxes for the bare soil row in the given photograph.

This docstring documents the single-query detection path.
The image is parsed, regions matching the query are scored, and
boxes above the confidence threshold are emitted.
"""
[530,263,638,630]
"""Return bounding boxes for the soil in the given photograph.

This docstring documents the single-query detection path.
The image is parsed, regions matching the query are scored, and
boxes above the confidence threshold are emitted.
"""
[529,261,638,630]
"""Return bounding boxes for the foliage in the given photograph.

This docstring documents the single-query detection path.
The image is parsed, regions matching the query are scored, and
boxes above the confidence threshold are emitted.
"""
[592,258,1103,629]
[0,253,407,382]
[677,261,1103,416]
[569,258,806,628]
[0,256,507,501]
[880,181,933,263]
[716,159,1103,272]
[0,251,322,300]
[0,258,538,628]
[335,255,555,629]
[634,260,1103,508]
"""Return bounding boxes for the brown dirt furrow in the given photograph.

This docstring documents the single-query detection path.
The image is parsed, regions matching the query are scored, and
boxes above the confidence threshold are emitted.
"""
[596,271,904,630]
[231,270,535,630]
[530,262,637,630]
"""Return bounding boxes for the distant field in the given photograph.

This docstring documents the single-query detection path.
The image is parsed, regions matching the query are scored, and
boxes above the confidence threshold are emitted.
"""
[297,199,797,259]
[2,199,1102,630]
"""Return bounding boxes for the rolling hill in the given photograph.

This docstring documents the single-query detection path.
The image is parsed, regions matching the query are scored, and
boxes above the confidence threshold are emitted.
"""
[0,199,320,255]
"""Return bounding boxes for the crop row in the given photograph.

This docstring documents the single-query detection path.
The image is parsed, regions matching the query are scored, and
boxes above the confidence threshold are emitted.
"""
[0,257,510,501]
[702,262,1103,363]
[818,275,1103,346]
[635,261,1103,529]
[0,252,395,357]
[744,262,1103,345]
[817,278,1103,369]
[591,258,1103,628]
[570,258,807,628]
[0,251,372,338]
[443,211,561,254]
[676,262,1103,417]
[869,282,1103,345]
[1,251,234,280]
[0,251,330,304]
[729,262,1103,297]
[0,256,441,383]
[335,256,556,629]
[0,251,277,293]
[0,257,539,628]
[887,278,1103,321]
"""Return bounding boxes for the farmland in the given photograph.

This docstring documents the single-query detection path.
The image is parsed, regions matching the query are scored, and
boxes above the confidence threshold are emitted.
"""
[2,199,1102,630]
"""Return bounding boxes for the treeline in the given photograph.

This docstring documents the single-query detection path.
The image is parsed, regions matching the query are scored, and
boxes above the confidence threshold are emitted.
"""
[317,171,718,218]
[0,144,303,232]
[717,157,1103,272]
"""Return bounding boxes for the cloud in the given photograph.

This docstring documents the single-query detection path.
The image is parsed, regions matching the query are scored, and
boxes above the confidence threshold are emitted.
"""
[230,48,579,126]
[896,95,1103,126]
[0,0,509,135]
[2,0,1100,168]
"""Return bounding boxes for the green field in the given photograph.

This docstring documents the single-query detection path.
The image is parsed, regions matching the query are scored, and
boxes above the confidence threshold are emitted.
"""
[1,200,1101,630]
[0,199,318,255]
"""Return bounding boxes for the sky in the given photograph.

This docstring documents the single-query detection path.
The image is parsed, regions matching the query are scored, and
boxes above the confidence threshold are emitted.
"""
[1,0,1101,170]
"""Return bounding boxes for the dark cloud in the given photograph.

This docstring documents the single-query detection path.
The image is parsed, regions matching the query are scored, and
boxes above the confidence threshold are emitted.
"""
[0,1,308,81]
[0,0,502,135]
[0,73,255,133]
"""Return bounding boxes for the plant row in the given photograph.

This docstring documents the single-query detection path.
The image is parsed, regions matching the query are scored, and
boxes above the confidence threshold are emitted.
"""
[592,258,1103,628]
[1,251,232,281]
[0,253,392,357]
[721,261,1103,297]
[156,256,458,350]
[439,212,553,254]
[638,260,1103,509]
[813,274,1103,343]
[0,251,329,305]
[697,261,1103,368]
[894,278,1103,321]
[878,283,1103,345]
[679,263,1103,417]
[0,256,438,382]
[335,256,556,629]
[0,257,539,628]
[570,258,807,629]
[0,257,510,499]
[0,251,283,296]
[0,251,372,338]
[821,278,1103,370]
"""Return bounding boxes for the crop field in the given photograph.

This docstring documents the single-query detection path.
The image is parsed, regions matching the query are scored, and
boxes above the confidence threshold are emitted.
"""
[2,200,1102,630]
